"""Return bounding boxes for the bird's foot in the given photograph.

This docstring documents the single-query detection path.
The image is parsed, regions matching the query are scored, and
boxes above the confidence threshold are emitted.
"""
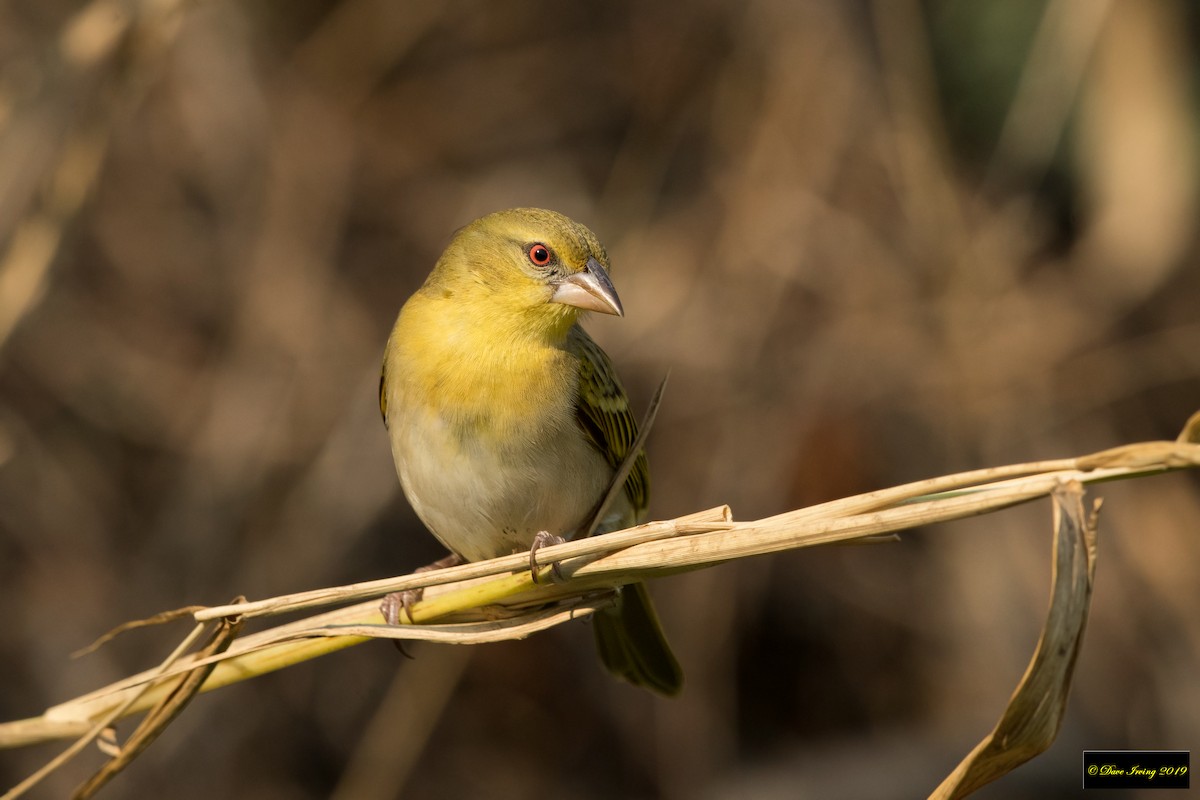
[380,552,464,625]
[529,531,567,584]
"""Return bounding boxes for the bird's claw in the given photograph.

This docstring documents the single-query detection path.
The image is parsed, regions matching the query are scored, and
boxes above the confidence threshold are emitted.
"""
[380,552,464,626]
[530,531,566,584]
[380,589,422,626]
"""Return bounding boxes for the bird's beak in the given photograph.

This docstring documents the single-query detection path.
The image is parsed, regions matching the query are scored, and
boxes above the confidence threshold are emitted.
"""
[549,257,624,316]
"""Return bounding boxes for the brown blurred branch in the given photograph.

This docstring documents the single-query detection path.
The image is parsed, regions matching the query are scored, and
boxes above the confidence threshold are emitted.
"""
[0,0,184,352]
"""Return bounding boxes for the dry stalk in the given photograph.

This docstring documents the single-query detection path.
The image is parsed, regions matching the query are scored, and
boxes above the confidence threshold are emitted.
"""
[1,423,1198,799]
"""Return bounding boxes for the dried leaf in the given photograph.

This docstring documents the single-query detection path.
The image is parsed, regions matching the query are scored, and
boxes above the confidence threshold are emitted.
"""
[929,481,1099,799]
[1178,409,1200,444]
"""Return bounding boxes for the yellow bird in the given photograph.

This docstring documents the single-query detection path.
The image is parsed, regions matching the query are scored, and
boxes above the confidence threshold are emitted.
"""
[379,207,682,695]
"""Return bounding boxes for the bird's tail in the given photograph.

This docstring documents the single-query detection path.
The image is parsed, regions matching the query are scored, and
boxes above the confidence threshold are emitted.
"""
[592,581,683,696]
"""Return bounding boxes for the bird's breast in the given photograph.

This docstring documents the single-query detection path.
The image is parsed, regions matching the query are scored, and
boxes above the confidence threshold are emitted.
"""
[384,320,613,561]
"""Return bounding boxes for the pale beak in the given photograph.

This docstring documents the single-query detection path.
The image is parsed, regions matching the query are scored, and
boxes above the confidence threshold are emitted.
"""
[549,257,624,316]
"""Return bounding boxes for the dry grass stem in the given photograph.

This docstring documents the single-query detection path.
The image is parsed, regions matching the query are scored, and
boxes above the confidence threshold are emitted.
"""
[69,612,245,800]
[2,620,213,800]
[1,430,1196,783]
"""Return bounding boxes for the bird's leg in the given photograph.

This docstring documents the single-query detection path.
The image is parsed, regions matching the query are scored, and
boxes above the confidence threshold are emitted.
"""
[380,552,464,625]
[529,531,566,584]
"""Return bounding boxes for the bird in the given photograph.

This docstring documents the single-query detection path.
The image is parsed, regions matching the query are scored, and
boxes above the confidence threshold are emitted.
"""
[378,207,682,695]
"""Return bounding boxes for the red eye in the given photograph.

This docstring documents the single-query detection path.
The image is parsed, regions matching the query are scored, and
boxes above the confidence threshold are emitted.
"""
[528,244,552,266]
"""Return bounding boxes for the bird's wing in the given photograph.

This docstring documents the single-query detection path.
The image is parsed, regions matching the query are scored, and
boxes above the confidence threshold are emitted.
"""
[571,327,649,519]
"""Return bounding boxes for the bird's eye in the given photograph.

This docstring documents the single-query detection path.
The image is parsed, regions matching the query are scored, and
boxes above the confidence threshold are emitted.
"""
[527,243,553,266]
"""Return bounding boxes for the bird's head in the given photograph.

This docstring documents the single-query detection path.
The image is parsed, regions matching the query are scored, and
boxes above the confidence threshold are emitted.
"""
[427,208,622,337]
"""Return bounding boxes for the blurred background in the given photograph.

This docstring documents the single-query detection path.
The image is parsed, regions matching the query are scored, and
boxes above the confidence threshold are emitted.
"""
[2,0,1199,797]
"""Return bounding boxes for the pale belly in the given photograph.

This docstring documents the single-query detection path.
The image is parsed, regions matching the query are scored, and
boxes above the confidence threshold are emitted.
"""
[391,406,617,562]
